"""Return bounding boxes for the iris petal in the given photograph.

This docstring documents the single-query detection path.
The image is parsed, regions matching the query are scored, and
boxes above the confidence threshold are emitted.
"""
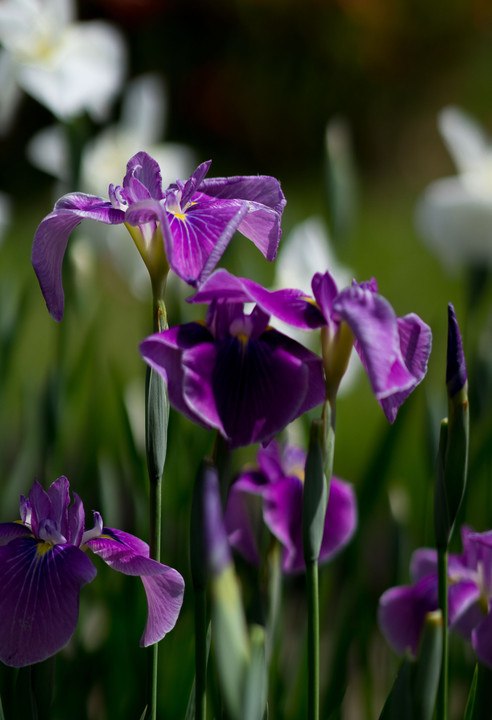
[184,331,310,447]
[166,200,247,285]
[86,528,184,646]
[0,538,96,667]
[31,193,124,321]
[378,574,438,656]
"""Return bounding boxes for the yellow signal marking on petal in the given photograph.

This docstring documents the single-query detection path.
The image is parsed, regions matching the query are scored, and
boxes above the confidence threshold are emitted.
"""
[236,333,249,346]
[291,465,305,484]
[36,541,54,557]
[172,212,187,221]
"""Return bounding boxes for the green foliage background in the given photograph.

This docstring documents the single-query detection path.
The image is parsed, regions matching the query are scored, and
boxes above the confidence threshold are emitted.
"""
[2,0,492,717]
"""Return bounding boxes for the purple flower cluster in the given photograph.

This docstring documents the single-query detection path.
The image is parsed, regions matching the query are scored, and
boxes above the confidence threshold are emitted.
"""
[0,477,184,667]
[378,526,492,667]
[26,149,436,675]
[187,268,432,423]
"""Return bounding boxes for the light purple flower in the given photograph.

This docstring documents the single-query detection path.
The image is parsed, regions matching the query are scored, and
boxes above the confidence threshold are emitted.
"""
[139,299,325,449]
[378,527,492,663]
[190,268,432,423]
[32,151,286,321]
[224,439,357,573]
[0,477,185,667]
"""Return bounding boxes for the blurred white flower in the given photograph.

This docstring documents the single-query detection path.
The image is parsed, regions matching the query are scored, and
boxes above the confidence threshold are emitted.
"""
[0,0,126,129]
[416,106,492,269]
[272,215,360,395]
[28,73,195,298]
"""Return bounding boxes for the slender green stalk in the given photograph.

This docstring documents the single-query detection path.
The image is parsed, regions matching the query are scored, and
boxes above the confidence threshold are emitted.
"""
[146,293,169,720]
[436,549,448,720]
[194,587,207,720]
[306,559,320,720]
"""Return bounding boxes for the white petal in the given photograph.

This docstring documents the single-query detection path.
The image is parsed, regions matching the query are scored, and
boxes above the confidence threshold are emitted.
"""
[415,176,492,268]
[438,106,489,174]
[18,21,126,120]
[26,124,68,180]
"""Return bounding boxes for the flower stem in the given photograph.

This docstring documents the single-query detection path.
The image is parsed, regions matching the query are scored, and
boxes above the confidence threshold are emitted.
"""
[306,559,320,720]
[436,548,448,720]
[146,295,170,720]
[194,586,207,720]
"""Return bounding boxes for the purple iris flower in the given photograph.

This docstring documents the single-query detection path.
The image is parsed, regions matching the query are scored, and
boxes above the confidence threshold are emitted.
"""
[189,268,432,423]
[0,477,185,667]
[139,299,325,448]
[224,439,357,573]
[32,151,286,321]
[378,526,492,664]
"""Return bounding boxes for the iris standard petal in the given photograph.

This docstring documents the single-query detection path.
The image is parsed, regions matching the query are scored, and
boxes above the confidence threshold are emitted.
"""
[378,574,438,656]
[31,193,125,321]
[0,538,96,667]
[122,151,164,202]
[86,528,184,647]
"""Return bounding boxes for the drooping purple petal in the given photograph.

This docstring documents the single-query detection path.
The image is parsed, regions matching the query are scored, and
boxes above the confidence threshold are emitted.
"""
[0,538,96,667]
[334,286,431,422]
[190,269,325,329]
[378,574,439,656]
[31,193,125,321]
[140,322,215,431]
[86,528,184,646]
[0,523,32,546]
[200,174,286,261]
[379,314,433,423]
[166,199,248,286]
[262,475,356,573]
[182,327,322,447]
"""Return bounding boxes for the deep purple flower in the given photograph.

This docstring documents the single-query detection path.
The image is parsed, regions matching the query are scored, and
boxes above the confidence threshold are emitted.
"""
[224,440,357,573]
[190,268,432,423]
[378,527,492,663]
[0,477,184,667]
[139,299,325,448]
[446,302,467,399]
[32,152,286,321]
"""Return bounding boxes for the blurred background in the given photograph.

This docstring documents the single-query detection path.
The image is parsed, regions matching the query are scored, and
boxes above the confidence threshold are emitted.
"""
[1,0,492,718]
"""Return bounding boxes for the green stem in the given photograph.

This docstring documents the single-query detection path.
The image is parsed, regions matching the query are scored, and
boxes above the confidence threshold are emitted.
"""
[436,549,448,720]
[306,559,320,720]
[146,294,169,720]
[194,587,207,720]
